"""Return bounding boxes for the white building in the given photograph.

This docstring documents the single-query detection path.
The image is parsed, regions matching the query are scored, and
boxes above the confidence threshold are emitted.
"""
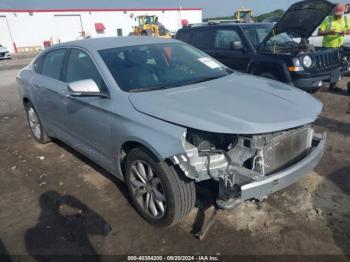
[0,7,202,53]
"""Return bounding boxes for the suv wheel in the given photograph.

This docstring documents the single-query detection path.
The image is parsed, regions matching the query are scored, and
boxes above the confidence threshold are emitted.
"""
[125,147,196,227]
[25,102,50,144]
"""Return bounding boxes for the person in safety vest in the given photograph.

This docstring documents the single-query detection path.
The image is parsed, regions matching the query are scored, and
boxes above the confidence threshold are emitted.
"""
[318,4,350,48]
[318,4,350,90]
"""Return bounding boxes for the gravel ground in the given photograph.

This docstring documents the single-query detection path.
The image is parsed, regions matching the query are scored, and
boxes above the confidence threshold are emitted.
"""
[0,57,349,260]
[0,54,36,71]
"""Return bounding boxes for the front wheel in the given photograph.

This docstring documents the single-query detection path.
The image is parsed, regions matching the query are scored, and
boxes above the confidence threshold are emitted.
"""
[125,147,196,227]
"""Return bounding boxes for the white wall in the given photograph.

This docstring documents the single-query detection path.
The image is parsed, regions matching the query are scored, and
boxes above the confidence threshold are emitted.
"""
[0,9,202,53]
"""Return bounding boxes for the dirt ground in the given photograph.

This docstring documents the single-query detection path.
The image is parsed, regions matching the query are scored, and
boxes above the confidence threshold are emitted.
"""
[0,57,349,260]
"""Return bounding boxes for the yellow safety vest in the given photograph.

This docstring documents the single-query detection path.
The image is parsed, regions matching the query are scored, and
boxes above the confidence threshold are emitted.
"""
[319,15,349,48]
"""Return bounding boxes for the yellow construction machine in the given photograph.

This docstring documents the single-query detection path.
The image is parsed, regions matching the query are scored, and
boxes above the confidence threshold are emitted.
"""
[234,8,254,22]
[131,15,173,38]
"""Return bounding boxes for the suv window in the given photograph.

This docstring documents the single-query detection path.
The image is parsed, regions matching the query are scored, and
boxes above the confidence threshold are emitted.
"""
[176,30,194,44]
[242,25,273,48]
[194,29,215,49]
[41,49,66,80]
[66,49,106,90]
[215,29,242,49]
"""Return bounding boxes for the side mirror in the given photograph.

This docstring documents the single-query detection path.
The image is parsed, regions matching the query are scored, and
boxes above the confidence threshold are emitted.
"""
[67,79,103,97]
[231,41,243,51]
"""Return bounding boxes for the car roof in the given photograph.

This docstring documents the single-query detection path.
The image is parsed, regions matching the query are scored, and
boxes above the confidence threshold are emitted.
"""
[179,22,272,30]
[45,36,181,52]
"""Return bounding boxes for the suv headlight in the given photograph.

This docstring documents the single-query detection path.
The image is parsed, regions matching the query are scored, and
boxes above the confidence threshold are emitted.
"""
[302,55,313,68]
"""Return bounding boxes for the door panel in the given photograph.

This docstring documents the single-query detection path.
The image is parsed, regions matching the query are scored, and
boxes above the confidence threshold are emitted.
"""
[31,49,67,136]
[31,75,68,136]
[60,48,113,170]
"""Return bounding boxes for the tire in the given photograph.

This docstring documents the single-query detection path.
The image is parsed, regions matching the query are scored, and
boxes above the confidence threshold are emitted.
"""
[25,101,50,144]
[125,147,196,227]
[259,72,279,81]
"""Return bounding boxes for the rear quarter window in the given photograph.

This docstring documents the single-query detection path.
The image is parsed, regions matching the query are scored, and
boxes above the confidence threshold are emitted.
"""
[176,30,195,44]
[193,29,215,49]
[33,55,44,73]
[41,49,66,80]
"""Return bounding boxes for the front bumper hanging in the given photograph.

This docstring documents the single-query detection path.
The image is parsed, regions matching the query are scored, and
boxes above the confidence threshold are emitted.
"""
[216,132,326,209]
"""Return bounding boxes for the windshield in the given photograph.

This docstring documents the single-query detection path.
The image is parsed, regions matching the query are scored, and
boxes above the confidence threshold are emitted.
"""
[242,24,297,49]
[99,43,232,92]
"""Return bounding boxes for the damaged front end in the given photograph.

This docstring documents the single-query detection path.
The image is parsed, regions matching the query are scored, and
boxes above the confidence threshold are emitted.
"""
[170,126,326,209]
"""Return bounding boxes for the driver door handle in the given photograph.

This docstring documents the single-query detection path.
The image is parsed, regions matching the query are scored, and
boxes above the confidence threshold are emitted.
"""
[33,82,42,88]
[60,89,70,98]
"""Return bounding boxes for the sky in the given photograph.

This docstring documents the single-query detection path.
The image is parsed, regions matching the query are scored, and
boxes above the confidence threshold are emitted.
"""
[0,0,348,18]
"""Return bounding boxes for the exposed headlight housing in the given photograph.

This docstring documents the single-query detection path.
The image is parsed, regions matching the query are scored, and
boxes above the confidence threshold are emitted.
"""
[302,55,313,68]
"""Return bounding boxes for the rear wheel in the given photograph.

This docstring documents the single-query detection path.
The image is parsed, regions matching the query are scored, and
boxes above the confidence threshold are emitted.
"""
[125,147,196,227]
[25,102,50,144]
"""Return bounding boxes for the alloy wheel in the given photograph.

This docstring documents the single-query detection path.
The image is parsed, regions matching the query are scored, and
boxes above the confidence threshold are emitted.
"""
[27,107,41,139]
[129,160,167,218]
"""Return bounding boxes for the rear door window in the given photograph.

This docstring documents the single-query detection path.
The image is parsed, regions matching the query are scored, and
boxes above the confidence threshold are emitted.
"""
[41,49,66,80]
[193,29,215,49]
[33,55,44,73]
[215,29,242,49]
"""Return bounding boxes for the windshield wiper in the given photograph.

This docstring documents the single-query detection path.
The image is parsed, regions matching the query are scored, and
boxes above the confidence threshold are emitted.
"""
[189,75,227,85]
[129,86,167,93]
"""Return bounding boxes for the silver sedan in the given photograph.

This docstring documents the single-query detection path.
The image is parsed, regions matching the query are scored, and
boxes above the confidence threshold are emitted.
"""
[17,37,326,228]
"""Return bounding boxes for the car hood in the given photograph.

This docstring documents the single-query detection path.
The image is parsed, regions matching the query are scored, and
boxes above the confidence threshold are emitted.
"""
[129,73,322,134]
[260,0,334,46]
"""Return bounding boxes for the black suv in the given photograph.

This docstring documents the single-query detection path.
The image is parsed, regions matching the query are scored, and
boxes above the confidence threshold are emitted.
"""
[176,0,341,92]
